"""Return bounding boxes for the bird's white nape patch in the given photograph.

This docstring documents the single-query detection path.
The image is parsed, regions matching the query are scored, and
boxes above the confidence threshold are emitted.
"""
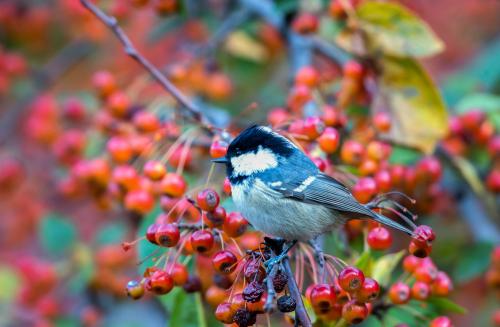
[231,146,278,176]
[293,176,316,192]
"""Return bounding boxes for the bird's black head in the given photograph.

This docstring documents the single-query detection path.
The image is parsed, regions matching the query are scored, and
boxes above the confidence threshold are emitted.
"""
[212,125,296,183]
[226,125,295,159]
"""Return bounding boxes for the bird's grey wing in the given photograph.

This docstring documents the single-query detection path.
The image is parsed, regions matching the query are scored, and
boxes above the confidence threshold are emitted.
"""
[270,173,376,218]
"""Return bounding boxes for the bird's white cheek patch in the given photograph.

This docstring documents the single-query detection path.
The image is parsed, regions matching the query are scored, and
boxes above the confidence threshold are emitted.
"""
[231,146,278,176]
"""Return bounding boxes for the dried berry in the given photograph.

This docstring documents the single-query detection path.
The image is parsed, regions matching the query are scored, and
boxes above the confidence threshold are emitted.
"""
[242,281,265,303]
[233,308,257,327]
[272,270,288,293]
[277,295,296,313]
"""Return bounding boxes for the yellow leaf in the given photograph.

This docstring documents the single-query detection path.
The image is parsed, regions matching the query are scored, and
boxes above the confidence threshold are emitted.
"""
[342,1,444,58]
[375,56,448,153]
[224,31,269,63]
[372,250,405,288]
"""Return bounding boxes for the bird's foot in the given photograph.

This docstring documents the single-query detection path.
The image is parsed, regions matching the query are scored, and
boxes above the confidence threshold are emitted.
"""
[264,240,297,272]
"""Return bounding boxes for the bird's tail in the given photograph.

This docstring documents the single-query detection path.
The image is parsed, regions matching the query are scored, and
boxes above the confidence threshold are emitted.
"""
[372,212,414,236]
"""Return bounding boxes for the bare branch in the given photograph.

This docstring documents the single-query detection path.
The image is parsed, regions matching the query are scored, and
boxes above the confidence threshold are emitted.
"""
[79,0,211,130]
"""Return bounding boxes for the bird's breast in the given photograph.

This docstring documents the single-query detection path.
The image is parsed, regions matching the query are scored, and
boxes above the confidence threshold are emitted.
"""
[230,179,338,241]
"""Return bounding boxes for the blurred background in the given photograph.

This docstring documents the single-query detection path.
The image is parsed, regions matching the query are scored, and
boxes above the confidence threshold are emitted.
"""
[0,0,499,326]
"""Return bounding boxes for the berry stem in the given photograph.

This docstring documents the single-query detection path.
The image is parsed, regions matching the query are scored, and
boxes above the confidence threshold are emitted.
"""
[282,256,312,327]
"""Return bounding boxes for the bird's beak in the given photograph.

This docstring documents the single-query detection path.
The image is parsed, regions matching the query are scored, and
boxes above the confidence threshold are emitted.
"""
[211,157,228,164]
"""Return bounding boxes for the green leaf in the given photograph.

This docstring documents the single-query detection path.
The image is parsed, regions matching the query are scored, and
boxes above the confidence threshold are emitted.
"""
[355,250,373,275]
[374,56,448,154]
[39,213,77,257]
[95,222,127,246]
[0,266,20,301]
[427,296,467,314]
[389,145,422,165]
[453,242,493,283]
[67,244,94,294]
[371,250,405,288]
[159,288,203,327]
[353,1,443,57]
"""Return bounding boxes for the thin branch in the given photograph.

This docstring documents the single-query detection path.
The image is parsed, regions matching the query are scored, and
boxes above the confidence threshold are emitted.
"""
[264,263,278,312]
[80,0,211,130]
[282,257,312,327]
[310,37,351,66]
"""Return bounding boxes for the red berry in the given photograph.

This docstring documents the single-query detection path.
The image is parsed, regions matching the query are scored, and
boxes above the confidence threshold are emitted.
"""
[303,116,325,140]
[205,206,227,227]
[146,223,160,244]
[342,300,368,324]
[196,188,220,212]
[374,170,392,192]
[143,160,166,181]
[356,278,380,302]
[106,91,130,117]
[126,280,145,300]
[431,271,453,296]
[388,282,410,305]
[107,136,132,163]
[373,112,391,132]
[170,263,189,286]
[291,12,319,34]
[322,105,347,127]
[402,255,421,273]
[367,227,392,251]
[343,60,364,80]
[295,66,319,88]
[160,173,187,197]
[147,270,174,295]
[92,70,116,97]
[430,316,453,327]
[487,170,500,193]
[341,140,365,166]
[190,230,214,253]
[215,302,236,324]
[338,267,365,292]
[488,136,500,158]
[352,177,378,203]
[417,157,442,183]
[212,250,238,274]
[223,177,232,195]
[124,189,154,214]
[267,107,290,127]
[309,284,336,314]
[460,110,485,132]
[318,127,340,153]
[329,0,347,19]
[223,212,248,238]
[155,223,180,247]
[414,260,438,283]
[411,281,430,300]
[409,239,432,258]
[210,140,228,159]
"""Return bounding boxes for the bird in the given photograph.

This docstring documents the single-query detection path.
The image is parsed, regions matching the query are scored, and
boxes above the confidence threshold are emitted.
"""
[213,125,414,257]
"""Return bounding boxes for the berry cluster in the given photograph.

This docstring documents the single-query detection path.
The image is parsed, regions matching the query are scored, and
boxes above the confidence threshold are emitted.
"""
[443,109,500,193]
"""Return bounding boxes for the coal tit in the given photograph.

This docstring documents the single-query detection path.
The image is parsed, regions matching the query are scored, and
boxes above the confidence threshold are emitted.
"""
[213,125,414,242]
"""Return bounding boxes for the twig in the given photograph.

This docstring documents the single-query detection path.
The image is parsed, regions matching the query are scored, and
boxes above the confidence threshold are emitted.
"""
[308,238,325,283]
[282,257,312,327]
[264,263,279,312]
[437,145,500,242]
[79,0,210,130]
[310,37,351,66]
